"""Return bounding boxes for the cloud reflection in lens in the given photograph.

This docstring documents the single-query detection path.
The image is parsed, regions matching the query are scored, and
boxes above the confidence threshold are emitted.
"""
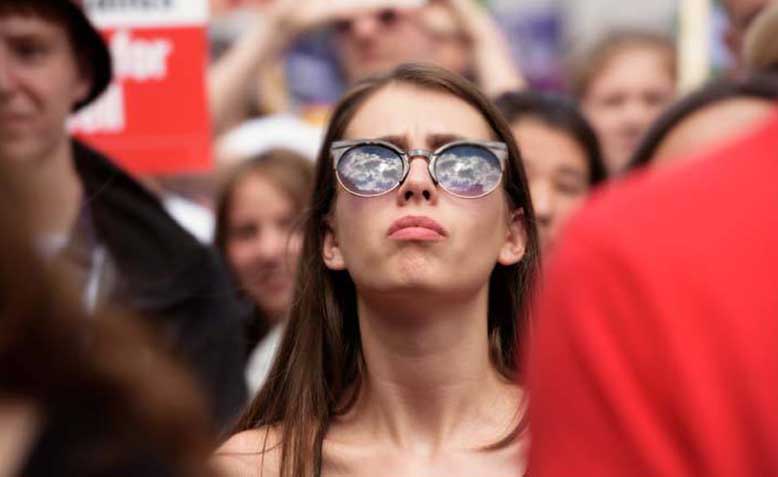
[435,146,502,197]
[338,145,404,195]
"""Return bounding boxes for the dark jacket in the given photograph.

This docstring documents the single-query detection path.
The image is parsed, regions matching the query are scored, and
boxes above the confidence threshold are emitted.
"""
[71,140,247,428]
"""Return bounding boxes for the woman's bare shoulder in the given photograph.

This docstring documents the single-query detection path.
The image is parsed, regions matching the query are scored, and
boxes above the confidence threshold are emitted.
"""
[211,428,281,477]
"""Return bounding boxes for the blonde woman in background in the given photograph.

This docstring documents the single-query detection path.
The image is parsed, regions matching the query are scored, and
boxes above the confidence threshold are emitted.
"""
[572,31,677,175]
[215,150,314,396]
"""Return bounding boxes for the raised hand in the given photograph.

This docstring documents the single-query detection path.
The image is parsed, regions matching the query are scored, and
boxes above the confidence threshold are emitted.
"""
[424,0,526,95]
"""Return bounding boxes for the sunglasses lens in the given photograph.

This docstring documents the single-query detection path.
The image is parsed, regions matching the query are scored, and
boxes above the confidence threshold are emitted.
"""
[333,9,398,35]
[336,145,404,196]
[434,145,503,197]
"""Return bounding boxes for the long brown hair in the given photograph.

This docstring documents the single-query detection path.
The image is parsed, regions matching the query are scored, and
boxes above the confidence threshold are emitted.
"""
[233,63,540,477]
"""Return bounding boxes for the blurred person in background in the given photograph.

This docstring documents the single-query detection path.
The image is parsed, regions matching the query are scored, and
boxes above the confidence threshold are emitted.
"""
[496,91,607,252]
[213,64,538,477]
[0,0,246,429]
[628,74,778,170]
[742,2,778,72]
[572,30,677,175]
[208,0,524,136]
[0,170,214,477]
[210,0,270,16]
[527,77,778,477]
[722,0,776,67]
[214,149,314,397]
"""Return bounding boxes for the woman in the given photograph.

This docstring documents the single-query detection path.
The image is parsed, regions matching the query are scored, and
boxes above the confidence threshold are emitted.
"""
[628,73,778,170]
[572,30,677,175]
[213,63,539,477]
[496,91,607,251]
[215,149,314,395]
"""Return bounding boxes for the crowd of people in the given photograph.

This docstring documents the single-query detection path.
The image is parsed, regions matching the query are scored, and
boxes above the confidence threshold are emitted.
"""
[1,0,777,475]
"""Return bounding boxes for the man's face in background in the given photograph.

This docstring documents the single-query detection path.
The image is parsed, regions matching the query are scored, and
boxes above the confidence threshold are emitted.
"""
[332,7,442,84]
[0,13,89,163]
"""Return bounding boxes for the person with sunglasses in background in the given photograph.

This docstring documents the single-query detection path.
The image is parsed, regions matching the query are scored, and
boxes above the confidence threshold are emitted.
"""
[208,0,524,136]
[212,63,539,477]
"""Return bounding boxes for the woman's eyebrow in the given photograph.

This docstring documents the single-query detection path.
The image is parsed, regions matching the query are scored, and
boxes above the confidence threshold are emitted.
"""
[555,167,588,182]
[375,135,408,149]
[428,134,467,149]
[370,134,470,150]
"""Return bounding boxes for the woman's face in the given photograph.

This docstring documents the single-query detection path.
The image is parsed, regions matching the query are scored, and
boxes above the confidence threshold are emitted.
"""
[322,84,526,299]
[582,47,676,174]
[511,118,590,251]
[226,173,302,319]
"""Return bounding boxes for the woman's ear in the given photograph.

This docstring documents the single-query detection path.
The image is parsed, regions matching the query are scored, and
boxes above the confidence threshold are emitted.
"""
[498,208,526,266]
[322,217,346,270]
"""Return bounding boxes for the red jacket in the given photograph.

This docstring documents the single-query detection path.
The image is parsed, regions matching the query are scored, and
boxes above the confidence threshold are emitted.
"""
[528,112,778,477]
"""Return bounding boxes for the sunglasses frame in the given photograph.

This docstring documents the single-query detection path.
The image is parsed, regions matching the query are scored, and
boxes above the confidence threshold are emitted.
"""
[332,8,401,35]
[331,139,508,199]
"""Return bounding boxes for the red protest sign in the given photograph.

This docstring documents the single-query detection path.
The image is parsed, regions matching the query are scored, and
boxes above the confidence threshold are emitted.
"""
[69,2,212,175]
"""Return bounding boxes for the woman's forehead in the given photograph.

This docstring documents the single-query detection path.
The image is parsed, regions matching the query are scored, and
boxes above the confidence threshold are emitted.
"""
[343,84,494,144]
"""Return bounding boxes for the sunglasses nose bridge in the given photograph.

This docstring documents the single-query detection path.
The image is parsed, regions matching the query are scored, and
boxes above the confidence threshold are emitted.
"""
[406,149,432,161]
[402,149,439,187]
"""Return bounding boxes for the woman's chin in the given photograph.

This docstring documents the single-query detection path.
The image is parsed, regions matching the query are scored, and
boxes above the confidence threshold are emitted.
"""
[252,287,293,316]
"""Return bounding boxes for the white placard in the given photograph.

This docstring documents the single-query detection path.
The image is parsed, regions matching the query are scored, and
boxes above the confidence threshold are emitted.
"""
[82,0,208,29]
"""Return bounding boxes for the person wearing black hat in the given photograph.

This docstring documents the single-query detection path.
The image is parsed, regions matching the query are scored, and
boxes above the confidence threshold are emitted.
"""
[0,0,247,430]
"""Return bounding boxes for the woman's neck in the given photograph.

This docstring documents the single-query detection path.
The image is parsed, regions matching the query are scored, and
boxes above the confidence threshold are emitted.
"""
[348,285,518,453]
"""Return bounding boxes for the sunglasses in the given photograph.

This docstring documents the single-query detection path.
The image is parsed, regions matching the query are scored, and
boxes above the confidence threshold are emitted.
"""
[332,9,400,35]
[331,139,508,198]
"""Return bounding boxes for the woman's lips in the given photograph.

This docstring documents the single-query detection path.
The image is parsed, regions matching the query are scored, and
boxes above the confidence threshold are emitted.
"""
[387,215,447,241]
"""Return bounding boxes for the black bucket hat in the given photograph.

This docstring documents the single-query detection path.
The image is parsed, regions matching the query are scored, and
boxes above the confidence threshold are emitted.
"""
[2,1,111,110]
[66,0,112,110]
[49,0,113,110]
[1,0,113,110]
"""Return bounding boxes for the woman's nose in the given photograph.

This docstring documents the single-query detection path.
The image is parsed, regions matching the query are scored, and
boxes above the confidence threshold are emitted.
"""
[254,228,288,262]
[396,155,438,205]
[530,180,555,226]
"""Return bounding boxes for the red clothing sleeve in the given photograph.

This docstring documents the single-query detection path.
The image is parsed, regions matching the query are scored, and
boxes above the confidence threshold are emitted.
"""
[527,228,689,477]
[526,113,778,477]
